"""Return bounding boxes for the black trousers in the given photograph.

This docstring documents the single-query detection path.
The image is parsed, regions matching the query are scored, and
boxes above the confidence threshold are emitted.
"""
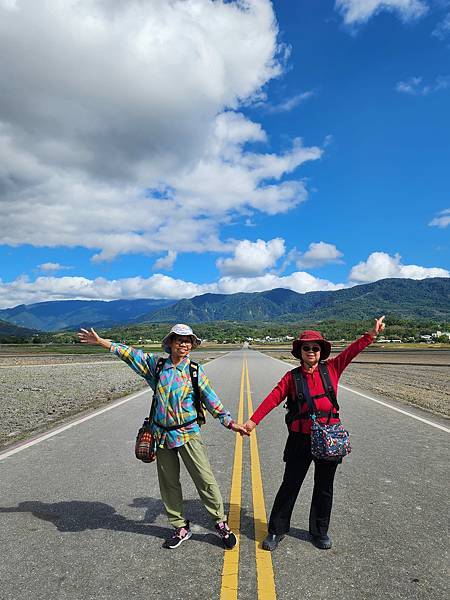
[268,432,339,537]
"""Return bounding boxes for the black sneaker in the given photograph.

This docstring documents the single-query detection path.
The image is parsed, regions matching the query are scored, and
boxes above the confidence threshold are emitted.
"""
[311,534,332,550]
[164,521,192,549]
[215,521,237,549]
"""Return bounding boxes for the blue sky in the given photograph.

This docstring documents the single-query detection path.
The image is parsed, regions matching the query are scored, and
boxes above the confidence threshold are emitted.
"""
[0,0,449,308]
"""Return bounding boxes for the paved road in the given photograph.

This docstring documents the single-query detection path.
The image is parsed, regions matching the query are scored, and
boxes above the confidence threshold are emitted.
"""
[0,349,448,600]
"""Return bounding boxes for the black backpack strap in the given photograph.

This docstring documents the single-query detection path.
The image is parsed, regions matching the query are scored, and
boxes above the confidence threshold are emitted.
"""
[155,357,166,383]
[284,367,305,425]
[288,363,339,425]
[189,361,206,425]
[291,367,304,405]
[153,417,198,431]
[150,358,206,427]
[149,357,167,420]
[152,359,201,431]
[297,369,316,418]
[318,363,339,411]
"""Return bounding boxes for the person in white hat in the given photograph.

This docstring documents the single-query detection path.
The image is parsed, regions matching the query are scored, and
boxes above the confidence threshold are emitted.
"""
[78,323,248,550]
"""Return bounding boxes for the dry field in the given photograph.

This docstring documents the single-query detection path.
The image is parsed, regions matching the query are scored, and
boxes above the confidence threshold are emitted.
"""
[0,349,226,449]
[260,348,450,419]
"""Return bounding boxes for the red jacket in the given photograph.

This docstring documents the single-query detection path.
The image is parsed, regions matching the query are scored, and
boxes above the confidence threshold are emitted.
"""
[251,333,374,434]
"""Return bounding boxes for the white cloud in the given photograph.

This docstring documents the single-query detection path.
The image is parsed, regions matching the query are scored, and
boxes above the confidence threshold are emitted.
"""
[335,0,428,25]
[295,242,344,269]
[432,12,450,40]
[0,270,345,308]
[266,91,316,113]
[38,262,71,272]
[0,0,322,261]
[215,271,345,295]
[396,75,450,95]
[429,208,450,228]
[216,238,286,276]
[349,252,449,282]
[2,250,448,308]
[153,250,178,271]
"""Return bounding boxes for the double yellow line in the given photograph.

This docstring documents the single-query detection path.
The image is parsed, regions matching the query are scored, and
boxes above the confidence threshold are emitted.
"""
[220,357,276,600]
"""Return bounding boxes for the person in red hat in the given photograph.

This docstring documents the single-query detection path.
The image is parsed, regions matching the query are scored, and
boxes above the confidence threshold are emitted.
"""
[243,316,385,551]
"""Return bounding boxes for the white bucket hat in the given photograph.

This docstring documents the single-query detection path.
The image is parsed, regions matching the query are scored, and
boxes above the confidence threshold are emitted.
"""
[162,323,202,354]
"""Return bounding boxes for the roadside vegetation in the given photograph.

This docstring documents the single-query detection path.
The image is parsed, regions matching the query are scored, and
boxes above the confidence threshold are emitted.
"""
[1,317,449,349]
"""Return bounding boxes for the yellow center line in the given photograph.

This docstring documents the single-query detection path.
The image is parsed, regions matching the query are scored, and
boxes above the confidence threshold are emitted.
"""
[245,358,277,600]
[220,356,245,600]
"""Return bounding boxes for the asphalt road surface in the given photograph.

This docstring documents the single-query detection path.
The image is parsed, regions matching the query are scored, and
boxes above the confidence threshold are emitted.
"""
[0,349,448,600]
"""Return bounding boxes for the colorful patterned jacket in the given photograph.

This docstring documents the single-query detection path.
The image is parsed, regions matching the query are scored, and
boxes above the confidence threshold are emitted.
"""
[110,343,233,448]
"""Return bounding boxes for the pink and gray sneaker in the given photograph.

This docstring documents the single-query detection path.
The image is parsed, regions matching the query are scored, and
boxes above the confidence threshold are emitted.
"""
[165,521,192,549]
[215,521,237,549]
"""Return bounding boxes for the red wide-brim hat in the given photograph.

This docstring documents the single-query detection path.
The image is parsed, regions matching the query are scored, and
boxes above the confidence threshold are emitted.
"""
[291,329,332,360]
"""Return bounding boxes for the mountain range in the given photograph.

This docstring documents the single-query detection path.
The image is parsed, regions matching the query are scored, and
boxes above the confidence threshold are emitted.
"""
[0,299,174,332]
[0,277,448,333]
[0,319,37,338]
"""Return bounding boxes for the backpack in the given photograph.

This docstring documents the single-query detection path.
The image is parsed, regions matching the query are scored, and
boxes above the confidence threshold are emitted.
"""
[284,362,339,426]
[153,357,206,428]
[287,363,351,461]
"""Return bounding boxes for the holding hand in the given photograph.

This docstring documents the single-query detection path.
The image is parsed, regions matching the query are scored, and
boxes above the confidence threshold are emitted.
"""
[230,422,251,436]
[368,315,386,338]
[243,419,257,435]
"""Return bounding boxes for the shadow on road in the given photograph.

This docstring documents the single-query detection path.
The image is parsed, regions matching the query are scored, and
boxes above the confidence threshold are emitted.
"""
[0,498,310,547]
[0,498,246,548]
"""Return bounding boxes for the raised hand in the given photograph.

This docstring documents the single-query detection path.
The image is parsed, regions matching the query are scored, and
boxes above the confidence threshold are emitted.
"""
[369,315,386,338]
[77,327,101,345]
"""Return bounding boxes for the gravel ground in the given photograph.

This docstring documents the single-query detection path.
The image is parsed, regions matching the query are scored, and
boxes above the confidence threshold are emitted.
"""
[262,351,450,419]
[0,350,226,449]
[340,364,449,416]
[0,361,146,448]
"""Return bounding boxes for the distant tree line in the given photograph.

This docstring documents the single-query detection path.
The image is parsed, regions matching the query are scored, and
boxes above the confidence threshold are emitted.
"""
[3,317,448,345]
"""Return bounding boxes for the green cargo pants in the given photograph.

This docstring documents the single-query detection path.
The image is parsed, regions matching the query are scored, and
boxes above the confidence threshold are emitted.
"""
[156,434,226,528]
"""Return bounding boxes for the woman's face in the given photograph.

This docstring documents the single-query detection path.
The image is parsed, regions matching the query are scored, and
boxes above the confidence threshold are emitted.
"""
[169,335,193,359]
[301,343,321,366]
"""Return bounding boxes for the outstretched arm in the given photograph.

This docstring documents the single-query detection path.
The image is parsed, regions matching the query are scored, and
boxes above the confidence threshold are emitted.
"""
[77,327,112,350]
[198,367,249,435]
[330,315,386,376]
[243,371,292,434]
[77,327,156,382]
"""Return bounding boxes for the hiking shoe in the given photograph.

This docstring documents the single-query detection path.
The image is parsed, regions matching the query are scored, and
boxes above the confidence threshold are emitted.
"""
[262,533,285,551]
[164,521,192,549]
[311,534,332,550]
[215,521,237,549]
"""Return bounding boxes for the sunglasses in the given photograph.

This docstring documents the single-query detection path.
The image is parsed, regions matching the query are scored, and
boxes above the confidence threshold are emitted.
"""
[301,345,321,353]
[173,337,192,346]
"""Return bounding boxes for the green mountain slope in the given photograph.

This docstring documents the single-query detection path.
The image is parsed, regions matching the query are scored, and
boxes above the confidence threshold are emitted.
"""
[147,278,450,323]
[0,319,37,337]
[0,278,448,332]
